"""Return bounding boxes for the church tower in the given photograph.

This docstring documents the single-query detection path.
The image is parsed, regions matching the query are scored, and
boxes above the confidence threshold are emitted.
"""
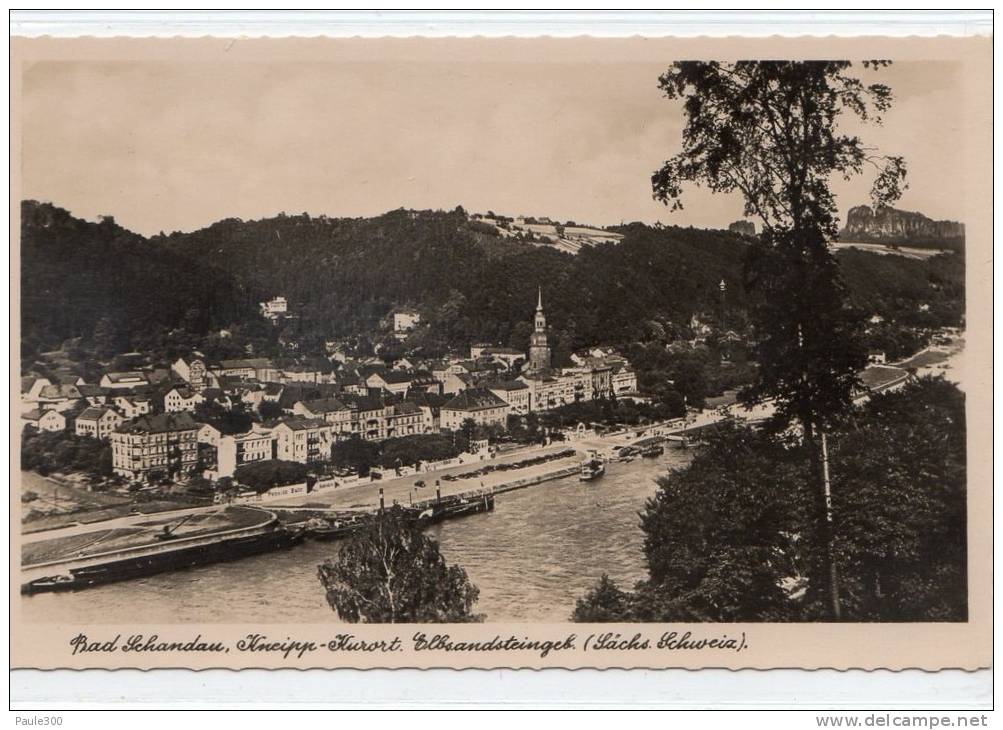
[527,287,551,373]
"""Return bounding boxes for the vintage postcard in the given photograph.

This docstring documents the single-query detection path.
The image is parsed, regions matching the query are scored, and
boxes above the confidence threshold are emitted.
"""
[9,34,991,671]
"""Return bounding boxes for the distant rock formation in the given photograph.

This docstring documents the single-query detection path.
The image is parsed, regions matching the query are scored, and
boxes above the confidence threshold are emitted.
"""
[728,220,756,237]
[840,205,964,251]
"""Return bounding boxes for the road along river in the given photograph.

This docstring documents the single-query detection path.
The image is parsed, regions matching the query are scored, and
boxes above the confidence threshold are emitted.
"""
[21,449,689,624]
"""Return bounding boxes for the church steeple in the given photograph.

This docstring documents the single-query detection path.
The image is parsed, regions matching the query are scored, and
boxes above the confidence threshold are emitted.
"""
[527,287,551,374]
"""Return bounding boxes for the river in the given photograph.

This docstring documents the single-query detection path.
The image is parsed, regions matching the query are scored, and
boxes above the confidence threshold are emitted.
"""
[21,449,689,624]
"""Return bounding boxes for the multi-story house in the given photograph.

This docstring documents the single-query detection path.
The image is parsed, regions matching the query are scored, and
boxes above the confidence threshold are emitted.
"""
[216,358,279,383]
[293,397,354,440]
[233,428,274,465]
[75,406,124,439]
[111,413,200,481]
[440,388,510,431]
[341,395,394,441]
[387,401,423,439]
[260,296,288,321]
[393,308,421,334]
[365,370,415,397]
[164,386,206,413]
[486,380,532,415]
[170,356,217,392]
[114,395,152,419]
[21,408,66,432]
[272,418,333,464]
[610,361,638,396]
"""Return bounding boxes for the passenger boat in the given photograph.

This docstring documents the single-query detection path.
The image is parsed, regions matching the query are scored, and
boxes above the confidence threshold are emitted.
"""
[410,493,495,525]
[579,450,607,481]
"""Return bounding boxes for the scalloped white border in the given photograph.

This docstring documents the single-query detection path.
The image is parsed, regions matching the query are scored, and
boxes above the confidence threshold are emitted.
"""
[8,9,995,39]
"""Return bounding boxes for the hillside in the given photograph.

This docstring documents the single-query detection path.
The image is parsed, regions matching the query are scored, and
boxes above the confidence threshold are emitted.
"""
[20,202,964,367]
[20,201,259,356]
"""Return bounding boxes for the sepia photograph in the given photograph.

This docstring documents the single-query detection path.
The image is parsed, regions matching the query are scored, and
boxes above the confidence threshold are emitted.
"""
[9,31,991,673]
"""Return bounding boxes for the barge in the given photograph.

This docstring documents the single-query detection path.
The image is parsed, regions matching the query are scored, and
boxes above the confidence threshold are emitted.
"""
[22,511,301,595]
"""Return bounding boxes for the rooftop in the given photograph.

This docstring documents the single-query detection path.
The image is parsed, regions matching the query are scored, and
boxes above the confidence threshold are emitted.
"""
[443,387,509,412]
[117,412,199,435]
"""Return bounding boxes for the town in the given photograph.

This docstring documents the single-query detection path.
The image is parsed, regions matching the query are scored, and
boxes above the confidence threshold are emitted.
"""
[20,289,641,509]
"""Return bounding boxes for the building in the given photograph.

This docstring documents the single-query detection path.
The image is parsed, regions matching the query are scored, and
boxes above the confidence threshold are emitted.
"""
[233,428,275,466]
[100,371,149,390]
[207,427,275,480]
[526,288,552,374]
[36,384,83,412]
[75,406,124,439]
[293,397,354,440]
[868,351,888,365]
[77,384,110,406]
[393,308,421,334]
[164,386,206,413]
[217,358,279,383]
[111,413,200,481]
[21,408,66,432]
[171,356,215,392]
[486,380,532,415]
[272,418,333,464]
[440,387,510,431]
[387,401,423,438]
[480,346,526,369]
[365,369,415,397]
[21,377,51,402]
[610,361,638,395]
[114,395,152,419]
[260,296,288,321]
[340,394,394,441]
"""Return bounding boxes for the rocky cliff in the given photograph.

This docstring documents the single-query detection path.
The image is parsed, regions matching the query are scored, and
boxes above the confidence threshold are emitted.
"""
[728,220,756,237]
[841,205,964,251]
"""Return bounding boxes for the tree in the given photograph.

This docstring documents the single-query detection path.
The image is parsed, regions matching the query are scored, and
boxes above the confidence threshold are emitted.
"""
[331,438,381,476]
[258,400,284,421]
[317,507,482,623]
[652,61,908,618]
[634,422,803,622]
[571,378,967,623]
[571,574,633,622]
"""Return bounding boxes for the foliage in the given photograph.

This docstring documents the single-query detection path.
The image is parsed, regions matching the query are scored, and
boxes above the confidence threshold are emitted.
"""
[821,377,967,621]
[193,402,254,436]
[572,378,968,623]
[330,438,382,477]
[22,201,961,415]
[234,459,310,493]
[258,401,284,420]
[536,397,683,431]
[635,421,804,622]
[21,428,113,479]
[571,575,634,622]
[378,434,464,470]
[651,60,910,618]
[317,506,482,623]
[20,201,258,354]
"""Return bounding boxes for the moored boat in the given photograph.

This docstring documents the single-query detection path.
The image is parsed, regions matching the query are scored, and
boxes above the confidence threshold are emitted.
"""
[22,521,302,595]
[579,450,607,481]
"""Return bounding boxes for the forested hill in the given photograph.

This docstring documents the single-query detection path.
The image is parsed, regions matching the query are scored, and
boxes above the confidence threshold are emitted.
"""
[20,200,259,354]
[21,201,964,362]
[157,209,755,353]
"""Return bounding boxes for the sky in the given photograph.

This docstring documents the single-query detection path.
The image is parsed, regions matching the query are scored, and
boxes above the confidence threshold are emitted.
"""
[19,48,967,237]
